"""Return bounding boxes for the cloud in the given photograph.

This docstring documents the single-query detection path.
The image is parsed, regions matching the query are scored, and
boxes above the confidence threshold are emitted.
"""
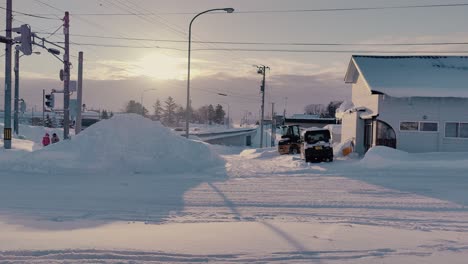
[0,69,350,120]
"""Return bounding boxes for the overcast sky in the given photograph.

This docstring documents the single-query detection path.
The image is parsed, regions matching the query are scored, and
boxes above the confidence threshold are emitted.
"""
[1,0,468,119]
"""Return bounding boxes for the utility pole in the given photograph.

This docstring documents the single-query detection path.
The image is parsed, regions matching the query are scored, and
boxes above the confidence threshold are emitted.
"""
[283,96,288,125]
[75,51,83,134]
[260,68,265,148]
[63,11,70,139]
[13,47,19,135]
[271,102,276,147]
[255,65,269,148]
[4,0,13,149]
[42,89,45,126]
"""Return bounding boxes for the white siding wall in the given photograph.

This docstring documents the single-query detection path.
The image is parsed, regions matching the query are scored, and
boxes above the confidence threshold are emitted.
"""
[341,112,366,154]
[378,96,468,153]
[343,75,379,154]
[352,75,380,115]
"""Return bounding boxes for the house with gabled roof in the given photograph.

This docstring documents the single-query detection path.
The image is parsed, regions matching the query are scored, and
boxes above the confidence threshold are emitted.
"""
[342,55,468,154]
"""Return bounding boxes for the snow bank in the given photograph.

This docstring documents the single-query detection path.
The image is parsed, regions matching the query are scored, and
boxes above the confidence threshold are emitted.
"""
[359,146,468,169]
[333,139,357,158]
[8,114,223,174]
[359,146,410,167]
[0,123,65,145]
[240,147,279,159]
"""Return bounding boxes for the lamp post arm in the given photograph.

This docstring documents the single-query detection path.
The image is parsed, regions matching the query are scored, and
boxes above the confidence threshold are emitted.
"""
[189,8,229,28]
[185,8,234,138]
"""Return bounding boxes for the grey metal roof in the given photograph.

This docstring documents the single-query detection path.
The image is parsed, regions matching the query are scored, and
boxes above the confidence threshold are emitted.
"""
[345,55,468,98]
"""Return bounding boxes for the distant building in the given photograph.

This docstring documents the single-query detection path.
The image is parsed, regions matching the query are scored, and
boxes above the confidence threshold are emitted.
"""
[342,55,468,154]
[284,114,336,128]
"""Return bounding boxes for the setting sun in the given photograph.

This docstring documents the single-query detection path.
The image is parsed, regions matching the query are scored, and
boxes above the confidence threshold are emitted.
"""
[137,52,186,80]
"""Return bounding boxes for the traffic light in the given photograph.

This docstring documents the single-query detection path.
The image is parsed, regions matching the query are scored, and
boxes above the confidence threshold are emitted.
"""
[13,24,33,55]
[0,35,11,44]
[45,93,55,109]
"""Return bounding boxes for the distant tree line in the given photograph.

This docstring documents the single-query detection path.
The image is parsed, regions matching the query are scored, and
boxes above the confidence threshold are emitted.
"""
[303,101,343,118]
[100,110,113,119]
[123,97,226,127]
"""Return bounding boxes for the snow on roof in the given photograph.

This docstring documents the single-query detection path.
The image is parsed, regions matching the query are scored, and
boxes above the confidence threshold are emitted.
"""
[301,127,329,136]
[290,114,320,120]
[288,114,335,121]
[345,55,468,98]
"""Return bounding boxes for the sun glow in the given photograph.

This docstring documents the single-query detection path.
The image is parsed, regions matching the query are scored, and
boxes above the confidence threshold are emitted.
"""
[137,52,186,80]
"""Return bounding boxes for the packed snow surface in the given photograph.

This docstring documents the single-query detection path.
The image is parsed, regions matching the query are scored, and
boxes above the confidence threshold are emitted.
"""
[1,123,468,264]
[5,114,223,174]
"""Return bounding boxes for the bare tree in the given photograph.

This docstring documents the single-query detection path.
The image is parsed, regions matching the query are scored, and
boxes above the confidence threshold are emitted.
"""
[304,104,327,116]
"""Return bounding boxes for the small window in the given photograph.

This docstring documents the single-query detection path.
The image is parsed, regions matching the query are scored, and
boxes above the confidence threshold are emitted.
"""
[445,122,459,138]
[400,122,419,131]
[420,122,438,132]
[460,123,468,138]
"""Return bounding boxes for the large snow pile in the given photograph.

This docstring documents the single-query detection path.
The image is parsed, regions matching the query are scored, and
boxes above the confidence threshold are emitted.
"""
[359,146,468,169]
[8,114,223,174]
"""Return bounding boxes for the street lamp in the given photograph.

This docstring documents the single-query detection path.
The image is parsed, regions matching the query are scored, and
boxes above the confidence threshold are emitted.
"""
[140,88,157,116]
[14,46,41,135]
[185,7,235,138]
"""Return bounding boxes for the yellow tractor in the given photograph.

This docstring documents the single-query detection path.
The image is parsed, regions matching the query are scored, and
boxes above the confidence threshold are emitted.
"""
[278,125,301,155]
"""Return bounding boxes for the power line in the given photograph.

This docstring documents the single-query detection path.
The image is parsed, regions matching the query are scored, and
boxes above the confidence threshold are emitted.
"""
[43,24,62,39]
[41,33,468,47]
[32,0,63,13]
[223,3,468,14]
[43,41,468,54]
[0,5,60,20]
[62,41,185,51]
[18,3,468,17]
[191,48,468,54]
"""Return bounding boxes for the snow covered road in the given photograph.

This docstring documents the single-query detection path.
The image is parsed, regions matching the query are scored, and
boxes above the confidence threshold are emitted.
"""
[1,146,468,263]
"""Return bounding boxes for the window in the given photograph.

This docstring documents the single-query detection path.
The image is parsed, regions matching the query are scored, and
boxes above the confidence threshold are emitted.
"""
[376,120,396,149]
[444,122,468,138]
[400,121,439,132]
[445,122,459,138]
[400,122,419,131]
[420,122,438,132]
[460,123,468,138]
[304,130,331,144]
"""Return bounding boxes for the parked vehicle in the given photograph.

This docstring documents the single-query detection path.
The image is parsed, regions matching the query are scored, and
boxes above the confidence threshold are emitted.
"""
[278,125,301,155]
[300,127,334,163]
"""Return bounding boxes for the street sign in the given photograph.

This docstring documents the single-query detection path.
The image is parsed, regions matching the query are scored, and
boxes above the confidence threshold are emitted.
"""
[69,80,77,92]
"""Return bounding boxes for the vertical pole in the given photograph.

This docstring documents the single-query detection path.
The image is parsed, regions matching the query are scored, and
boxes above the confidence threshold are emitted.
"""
[185,22,192,139]
[76,52,83,134]
[227,104,230,129]
[260,66,266,148]
[283,96,287,125]
[271,102,276,147]
[42,89,45,126]
[4,0,13,149]
[63,11,70,139]
[14,48,19,135]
